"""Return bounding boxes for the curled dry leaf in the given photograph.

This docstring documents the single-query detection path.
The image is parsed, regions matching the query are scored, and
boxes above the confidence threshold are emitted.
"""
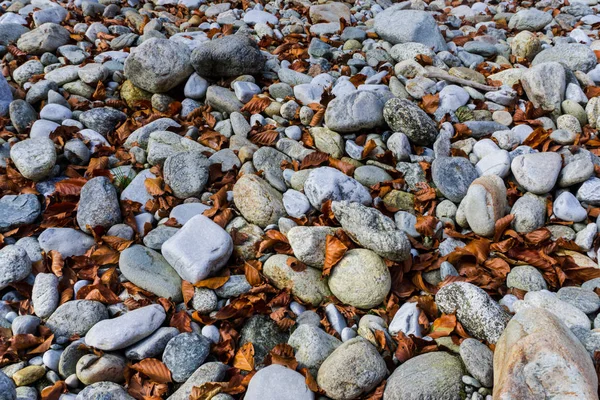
[194,273,230,289]
[170,310,192,333]
[144,177,165,196]
[182,281,195,305]
[233,342,255,371]
[428,314,456,339]
[322,234,348,277]
[244,261,262,286]
[40,381,67,400]
[131,358,172,384]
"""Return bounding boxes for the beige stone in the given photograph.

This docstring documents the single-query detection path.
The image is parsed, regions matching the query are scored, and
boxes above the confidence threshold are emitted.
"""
[309,2,351,23]
[493,307,598,400]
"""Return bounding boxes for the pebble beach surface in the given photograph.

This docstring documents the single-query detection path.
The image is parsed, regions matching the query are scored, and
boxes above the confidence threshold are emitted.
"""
[1,0,600,398]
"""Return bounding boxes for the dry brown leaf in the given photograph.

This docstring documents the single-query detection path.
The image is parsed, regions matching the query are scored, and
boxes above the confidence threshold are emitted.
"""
[131,358,172,384]
[54,178,87,196]
[182,281,195,305]
[244,261,262,286]
[428,314,456,339]
[415,215,437,237]
[40,381,67,400]
[241,96,271,114]
[421,93,439,114]
[194,273,230,289]
[170,310,192,333]
[233,342,255,371]
[144,177,165,196]
[322,234,348,277]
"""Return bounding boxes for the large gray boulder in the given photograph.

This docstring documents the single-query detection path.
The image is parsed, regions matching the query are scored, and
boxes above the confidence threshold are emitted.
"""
[325,91,389,133]
[383,98,438,145]
[76,177,121,234]
[16,23,69,54]
[435,282,510,344]
[119,245,183,302]
[0,194,41,232]
[162,215,233,284]
[124,38,193,93]
[374,7,447,51]
[190,35,265,78]
[384,352,465,400]
[532,44,597,73]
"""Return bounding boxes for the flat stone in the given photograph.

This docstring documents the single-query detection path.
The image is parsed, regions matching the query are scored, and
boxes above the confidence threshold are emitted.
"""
[120,245,183,301]
[317,338,387,399]
[46,300,108,343]
[332,200,410,262]
[163,333,211,382]
[162,215,233,284]
[246,364,314,400]
[436,282,510,344]
[384,352,465,399]
[85,304,166,350]
[0,194,41,233]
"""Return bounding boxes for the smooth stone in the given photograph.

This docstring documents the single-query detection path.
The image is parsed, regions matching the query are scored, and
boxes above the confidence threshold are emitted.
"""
[239,315,289,366]
[288,324,341,376]
[124,38,192,93]
[384,352,465,400]
[436,282,510,344]
[0,195,40,232]
[506,265,547,292]
[557,286,600,314]
[263,254,331,306]
[38,228,95,258]
[459,338,494,388]
[383,97,438,145]
[514,290,591,330]
[166,362,229,400]
[46,301,108,343]
[493,308,597,399]
[232,174,286,228]
[162,214,233,284]
[84,304,166,350]
[0,246,31,290]
[10,138,56,181]
[190,35,265,78]
[246,364,314,400]
[163,333,211,382]
[287,226,337,268]
[76,176,121,234]
[374,7,447,51]
[124,327,179,361]
[304,167,371,209]
[317,338,387,399]
[332,200,411,262]
[431,157,479,203]
[511,152,562,194]
[119,245,182,301]
[75,382,134,400]
[324,91,388,133]
[510,192,546,233]
[553,191,587,222]
[328,249,391,309]
[32,273,59,318]
[76,353,126,385]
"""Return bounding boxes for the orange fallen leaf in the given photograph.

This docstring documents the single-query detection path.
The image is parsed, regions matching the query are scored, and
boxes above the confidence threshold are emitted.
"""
[233,342,255,371]
[131,358,172,384]
[322,234,348,277]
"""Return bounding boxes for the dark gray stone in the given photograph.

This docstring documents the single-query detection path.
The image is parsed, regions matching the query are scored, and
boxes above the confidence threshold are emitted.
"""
[383,97,438,145]
[163,333,212,382]
[431,157,479,203]
[190,35,265,78]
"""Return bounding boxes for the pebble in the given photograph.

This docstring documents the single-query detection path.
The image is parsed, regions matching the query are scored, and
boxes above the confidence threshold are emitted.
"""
[85,305,165,350]
[162,215,233,284]
[163,333,211,382]
[119,245,182,301]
